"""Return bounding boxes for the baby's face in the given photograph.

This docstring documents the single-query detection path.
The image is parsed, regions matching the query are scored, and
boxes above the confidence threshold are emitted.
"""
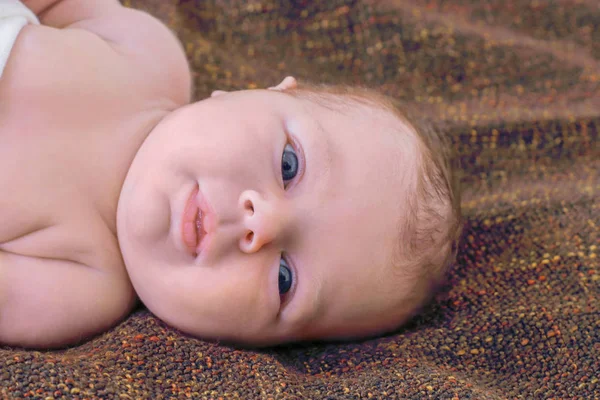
[117,89,420,345]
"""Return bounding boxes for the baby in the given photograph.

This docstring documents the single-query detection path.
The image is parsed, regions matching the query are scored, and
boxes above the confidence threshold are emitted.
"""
[0,0,461,348]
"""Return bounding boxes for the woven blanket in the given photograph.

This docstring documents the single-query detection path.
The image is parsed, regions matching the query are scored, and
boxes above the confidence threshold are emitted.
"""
[2,0,598,398]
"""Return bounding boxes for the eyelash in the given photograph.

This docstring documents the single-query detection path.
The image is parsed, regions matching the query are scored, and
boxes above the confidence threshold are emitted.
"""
[279,254,297,306]
[282,135,304,190]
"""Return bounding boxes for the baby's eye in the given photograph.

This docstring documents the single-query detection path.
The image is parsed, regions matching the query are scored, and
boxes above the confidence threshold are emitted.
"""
[281,143,298,186]
[279,257,293,295]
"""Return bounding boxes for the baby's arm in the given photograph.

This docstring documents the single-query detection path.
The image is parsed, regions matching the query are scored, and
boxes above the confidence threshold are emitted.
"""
[0,250,135,348]
[23,0,191,105]
[23,0,118,26]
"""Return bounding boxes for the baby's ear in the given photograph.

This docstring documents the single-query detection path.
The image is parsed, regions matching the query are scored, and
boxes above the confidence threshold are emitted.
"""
[210,90,228,98]
[268,76,297,91]
[211,76,297,97]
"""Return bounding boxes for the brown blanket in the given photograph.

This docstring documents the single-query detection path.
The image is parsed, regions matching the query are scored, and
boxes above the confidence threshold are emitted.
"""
[2,0,598,398]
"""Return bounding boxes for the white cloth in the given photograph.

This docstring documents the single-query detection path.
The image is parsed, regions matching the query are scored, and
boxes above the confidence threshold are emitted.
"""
[0,0,39,77]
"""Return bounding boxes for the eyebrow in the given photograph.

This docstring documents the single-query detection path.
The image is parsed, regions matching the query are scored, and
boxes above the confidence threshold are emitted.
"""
[282,92,334,195]
[312,115,334,185]
[288,256,325,327]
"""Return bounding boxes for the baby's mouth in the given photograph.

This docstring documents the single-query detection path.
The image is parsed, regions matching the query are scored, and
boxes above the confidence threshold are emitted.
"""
[195,211,207,251]
[182,186,206,256]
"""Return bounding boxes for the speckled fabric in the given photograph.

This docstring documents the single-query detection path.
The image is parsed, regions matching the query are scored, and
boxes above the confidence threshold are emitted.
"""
[2,0,599,399]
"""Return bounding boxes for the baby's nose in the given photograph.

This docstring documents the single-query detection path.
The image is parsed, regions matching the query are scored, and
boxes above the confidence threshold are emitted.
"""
[238,190,285,253]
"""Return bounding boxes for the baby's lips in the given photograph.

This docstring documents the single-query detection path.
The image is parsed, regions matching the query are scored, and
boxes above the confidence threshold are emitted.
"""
[189,185,216,257]
[195,208,208,253]
[182,186,200,255]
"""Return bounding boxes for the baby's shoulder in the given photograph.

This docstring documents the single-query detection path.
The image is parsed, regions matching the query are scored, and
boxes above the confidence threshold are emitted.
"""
[70,5,192,106]
[1,9,191,135]
[7,5,190,109]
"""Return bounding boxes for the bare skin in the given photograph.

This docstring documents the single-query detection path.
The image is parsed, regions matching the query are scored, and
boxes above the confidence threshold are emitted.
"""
[1,1,422,348]
[0,0,191,347]
[117,82,421,345]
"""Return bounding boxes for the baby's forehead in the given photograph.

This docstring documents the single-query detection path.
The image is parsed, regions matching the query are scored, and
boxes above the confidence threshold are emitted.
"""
[290,89,412,131]
[287,88,384,112]
[300,92,417,152]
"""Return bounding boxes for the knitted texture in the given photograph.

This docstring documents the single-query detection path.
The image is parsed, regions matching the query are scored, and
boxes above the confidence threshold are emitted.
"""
[1,0,599,398]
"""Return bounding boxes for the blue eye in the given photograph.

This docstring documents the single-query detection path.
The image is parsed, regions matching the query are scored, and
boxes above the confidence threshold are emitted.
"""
[281,143,298,184]
[279,257,293,295]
